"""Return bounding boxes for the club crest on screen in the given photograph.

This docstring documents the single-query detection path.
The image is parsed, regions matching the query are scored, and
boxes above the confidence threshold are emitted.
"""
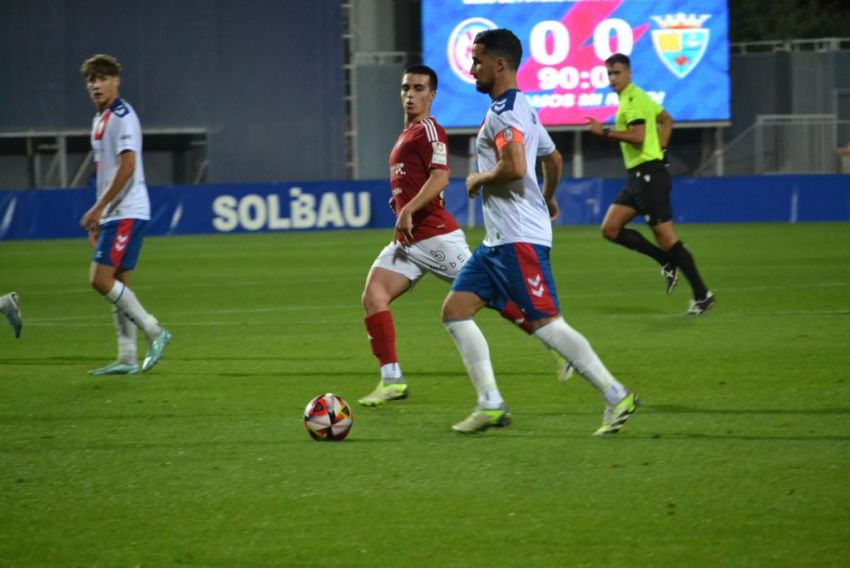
[446,17,497,84]
[651,13,711,79]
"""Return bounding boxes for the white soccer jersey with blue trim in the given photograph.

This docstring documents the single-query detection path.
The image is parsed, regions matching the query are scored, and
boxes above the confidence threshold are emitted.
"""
[475,89,556,247]
[90,98,150,223]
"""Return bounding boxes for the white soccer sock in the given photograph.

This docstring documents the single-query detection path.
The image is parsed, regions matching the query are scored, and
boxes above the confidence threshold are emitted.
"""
[380,363,403,383]
[444,319,504,409]
[104,281,161,341]
[0,294,9,312]
[534,317,627,406]
[112,305,137,364]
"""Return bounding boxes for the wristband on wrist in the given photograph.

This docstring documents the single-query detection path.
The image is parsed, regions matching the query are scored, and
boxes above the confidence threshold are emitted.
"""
[603,127,610,138]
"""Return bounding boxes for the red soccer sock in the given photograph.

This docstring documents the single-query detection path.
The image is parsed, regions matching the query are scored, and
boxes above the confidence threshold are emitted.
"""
[499,301,534,335]
[364,310,398,366]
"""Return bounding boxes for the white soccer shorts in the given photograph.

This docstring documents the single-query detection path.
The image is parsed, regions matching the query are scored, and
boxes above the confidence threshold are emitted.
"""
[370,228,471,283]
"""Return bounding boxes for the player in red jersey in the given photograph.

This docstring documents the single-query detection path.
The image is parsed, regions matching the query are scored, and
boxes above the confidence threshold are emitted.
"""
[358,65,549,407]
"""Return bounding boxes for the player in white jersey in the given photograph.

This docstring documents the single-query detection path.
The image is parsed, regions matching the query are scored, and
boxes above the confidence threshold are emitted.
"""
[0,292,22,338]
[79,54,171,375]
[441,29,639,436]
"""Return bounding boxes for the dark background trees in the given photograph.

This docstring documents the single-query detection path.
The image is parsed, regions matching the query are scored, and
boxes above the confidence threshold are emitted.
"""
[730,0,850,41]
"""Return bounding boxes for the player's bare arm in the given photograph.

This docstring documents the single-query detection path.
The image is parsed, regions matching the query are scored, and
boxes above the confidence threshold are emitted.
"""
[540,149,563,221]
[465,141,526,197]
[657,110,673,149]
[80,150,136,238]
[585,116,646,146]
[396,168,449,244]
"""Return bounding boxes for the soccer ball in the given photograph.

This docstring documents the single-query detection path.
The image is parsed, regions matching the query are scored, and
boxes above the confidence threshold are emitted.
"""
[303,393,353,441]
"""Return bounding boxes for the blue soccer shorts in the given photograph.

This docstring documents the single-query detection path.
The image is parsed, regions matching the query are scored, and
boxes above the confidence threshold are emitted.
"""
[93,218,148,270]
[451,242,560,322]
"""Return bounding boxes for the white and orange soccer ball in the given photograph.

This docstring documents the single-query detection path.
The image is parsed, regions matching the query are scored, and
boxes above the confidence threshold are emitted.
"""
[303,393,353,441]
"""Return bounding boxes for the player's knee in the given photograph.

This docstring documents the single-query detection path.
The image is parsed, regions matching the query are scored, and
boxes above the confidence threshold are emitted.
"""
[441,298,469,321]
[89,276,112,296]
[657,238,675,252]
[440,304,456,321]
[601,223,619,241]
[653,228,678,251]
[362,288,388,313]
[440,297,455,321]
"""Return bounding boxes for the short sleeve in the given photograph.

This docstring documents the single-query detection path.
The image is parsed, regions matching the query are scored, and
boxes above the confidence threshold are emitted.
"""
[490,110,527,150]
[537,122,556,156]
[623,105,645,126]
[115,115,140,155]
[424,121,449,171]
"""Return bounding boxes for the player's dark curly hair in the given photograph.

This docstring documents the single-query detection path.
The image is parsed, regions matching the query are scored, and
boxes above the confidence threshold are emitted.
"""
[80,54,122,78]
[473,29,523,71]
[404,64,438,91]
[605,53,631,68]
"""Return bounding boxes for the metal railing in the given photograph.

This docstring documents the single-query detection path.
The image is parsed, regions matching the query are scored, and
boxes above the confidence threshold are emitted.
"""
[731,37,850,53]
[754,114,837,174]
[0,128,208,189]
[696,115,848,176]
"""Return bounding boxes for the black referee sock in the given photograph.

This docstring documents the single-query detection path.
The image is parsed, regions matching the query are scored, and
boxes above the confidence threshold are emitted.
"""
[613,228,670,266]
[668,241,708,299]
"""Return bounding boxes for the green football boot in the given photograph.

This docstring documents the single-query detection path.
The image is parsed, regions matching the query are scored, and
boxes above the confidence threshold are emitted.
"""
[593,392,639,436]
[452,405,511,434]
[358,381,409,407]
[142,328,172,372]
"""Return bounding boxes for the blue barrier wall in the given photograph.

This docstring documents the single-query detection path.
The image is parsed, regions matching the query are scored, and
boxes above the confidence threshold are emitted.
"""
[1,175,848,241]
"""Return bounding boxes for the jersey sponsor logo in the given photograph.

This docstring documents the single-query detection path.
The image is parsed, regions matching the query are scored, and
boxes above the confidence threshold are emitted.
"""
[390,162,406,177]
[446,17,497,84]
[431,141,447,166]
[651,13,711,79]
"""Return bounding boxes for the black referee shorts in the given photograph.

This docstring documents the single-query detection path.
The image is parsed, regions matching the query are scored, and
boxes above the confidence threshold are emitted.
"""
[613,160,672,226]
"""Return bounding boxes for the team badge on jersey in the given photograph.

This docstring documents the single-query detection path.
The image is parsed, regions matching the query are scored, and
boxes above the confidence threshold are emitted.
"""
[447,17,497,84]
[651,13,711,79]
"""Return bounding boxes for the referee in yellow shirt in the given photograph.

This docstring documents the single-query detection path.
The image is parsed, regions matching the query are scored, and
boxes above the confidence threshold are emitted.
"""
[586,53,714,315]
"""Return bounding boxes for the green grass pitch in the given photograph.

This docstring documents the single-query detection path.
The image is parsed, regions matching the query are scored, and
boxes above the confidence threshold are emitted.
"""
[1,223,849,566]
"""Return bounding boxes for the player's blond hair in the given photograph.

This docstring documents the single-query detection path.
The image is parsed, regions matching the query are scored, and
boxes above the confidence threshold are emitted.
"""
[80,54,122,78]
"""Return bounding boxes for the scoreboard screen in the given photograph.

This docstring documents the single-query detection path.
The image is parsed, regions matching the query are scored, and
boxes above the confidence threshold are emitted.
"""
[422,0,730,129]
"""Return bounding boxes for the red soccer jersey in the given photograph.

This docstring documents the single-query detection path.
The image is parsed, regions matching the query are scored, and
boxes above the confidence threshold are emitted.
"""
[388,116,459,242]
